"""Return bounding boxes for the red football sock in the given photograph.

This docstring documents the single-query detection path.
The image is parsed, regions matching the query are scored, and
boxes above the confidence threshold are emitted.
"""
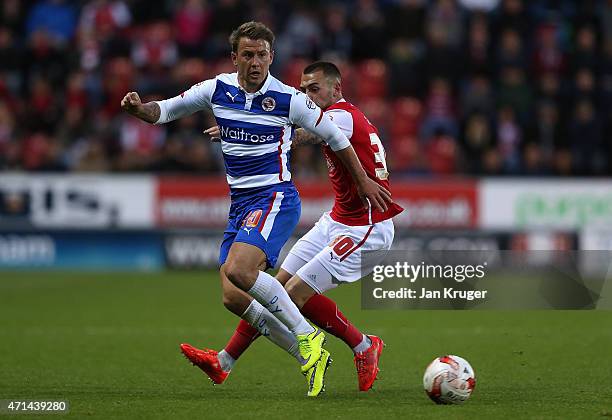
[301,293,364,349]
[224,319,260,360]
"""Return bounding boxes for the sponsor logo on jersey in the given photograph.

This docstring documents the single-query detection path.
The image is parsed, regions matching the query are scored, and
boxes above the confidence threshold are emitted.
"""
[219,125,275,143]
[262,97,276,111]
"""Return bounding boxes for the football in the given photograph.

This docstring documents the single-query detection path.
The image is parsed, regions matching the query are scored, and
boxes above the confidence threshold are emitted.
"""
[423,355,476,404]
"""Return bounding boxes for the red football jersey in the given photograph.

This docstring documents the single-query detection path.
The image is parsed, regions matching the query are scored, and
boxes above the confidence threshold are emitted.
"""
[321,100,404,226]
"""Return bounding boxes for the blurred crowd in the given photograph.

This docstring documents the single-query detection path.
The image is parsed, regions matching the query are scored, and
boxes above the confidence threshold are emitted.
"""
[1,0,611,177]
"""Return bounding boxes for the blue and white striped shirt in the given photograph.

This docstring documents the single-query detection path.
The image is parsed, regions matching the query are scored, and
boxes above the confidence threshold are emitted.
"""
[155,72,350,190]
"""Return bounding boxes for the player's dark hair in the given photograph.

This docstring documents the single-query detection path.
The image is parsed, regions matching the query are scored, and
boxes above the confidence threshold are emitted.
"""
[229,21,275,52]
[303,61,342,82]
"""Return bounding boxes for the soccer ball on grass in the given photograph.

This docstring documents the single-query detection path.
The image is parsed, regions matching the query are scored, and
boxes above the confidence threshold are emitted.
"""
[423,355,476,404]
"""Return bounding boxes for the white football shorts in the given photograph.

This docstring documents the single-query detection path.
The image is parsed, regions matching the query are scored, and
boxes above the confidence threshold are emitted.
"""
[281,212,394,293]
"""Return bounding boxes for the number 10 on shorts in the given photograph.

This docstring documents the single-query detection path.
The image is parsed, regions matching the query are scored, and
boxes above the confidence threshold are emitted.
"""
[243,210,263,228]
[330,235,355,259]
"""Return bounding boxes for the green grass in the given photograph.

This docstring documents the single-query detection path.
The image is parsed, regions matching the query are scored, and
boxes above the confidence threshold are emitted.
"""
[1,271,611,419]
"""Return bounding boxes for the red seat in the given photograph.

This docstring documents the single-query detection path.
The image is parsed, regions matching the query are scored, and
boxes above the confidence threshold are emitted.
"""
[357,98,389,136]
[354,59,387,100]
[426,134,458,175]
[391,97,422,137]
[389,135,419,172]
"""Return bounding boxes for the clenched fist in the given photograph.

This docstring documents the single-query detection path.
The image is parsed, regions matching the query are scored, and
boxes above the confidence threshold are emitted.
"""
[120,92,160,123]
[121,92,143,115]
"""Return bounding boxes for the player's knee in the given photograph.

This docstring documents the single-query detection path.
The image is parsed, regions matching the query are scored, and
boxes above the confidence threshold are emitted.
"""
[224,261,257,290]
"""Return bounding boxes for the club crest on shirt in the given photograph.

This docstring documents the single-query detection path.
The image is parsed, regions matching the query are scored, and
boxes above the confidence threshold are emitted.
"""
[262,97,276,111]
[305,97,316,110]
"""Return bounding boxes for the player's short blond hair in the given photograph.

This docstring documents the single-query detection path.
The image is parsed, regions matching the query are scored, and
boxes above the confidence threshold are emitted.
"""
[229,21,275,53]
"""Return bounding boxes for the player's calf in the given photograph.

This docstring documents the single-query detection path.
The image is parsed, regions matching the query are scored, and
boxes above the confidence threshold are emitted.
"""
[284,275,317,308]
[222,288,253,316]
[220,266,254,316]
[297,291,385,390]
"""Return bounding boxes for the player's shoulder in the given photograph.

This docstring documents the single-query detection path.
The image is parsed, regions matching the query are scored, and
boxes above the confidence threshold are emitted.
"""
[213,72,238,86]
[328,99,359,112]
[325,107,353,126]
[259,74,305,107]
[282,86,318,118]
[266,74,299,96]
[267,75,314,112]
[188,73,235,93]
[338,101,372,124]
[326,100,356,120]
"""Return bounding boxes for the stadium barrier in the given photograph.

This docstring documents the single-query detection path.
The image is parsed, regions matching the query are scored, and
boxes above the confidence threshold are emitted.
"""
[0,174,478,229]
[0,174,609,270]
[0,229,578,270]
[0,230,164,270]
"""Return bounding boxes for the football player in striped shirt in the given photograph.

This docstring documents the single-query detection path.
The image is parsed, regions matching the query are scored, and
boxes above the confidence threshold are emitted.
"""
[121,22,392,397]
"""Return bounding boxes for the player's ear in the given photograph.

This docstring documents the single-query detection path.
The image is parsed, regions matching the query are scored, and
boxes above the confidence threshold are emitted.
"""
[269,49,274,64]
[231,51,238,66]
[334,80,342,96]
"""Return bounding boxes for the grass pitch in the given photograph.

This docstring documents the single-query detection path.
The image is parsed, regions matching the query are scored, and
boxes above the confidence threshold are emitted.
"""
[1,271,611,419]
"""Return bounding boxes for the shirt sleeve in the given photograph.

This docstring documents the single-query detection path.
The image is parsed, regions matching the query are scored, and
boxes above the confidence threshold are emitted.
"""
[325,108,354,140]
[154,79,216,124]
[288,91,351,151]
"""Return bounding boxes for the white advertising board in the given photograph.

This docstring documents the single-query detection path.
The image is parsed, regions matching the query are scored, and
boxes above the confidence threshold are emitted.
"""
[0,174,155,228]
[480,179,612,230]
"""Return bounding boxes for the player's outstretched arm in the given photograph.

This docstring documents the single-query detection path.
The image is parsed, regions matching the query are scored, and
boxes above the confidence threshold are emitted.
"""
[122,80,214,125]
[120,92,161,124]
